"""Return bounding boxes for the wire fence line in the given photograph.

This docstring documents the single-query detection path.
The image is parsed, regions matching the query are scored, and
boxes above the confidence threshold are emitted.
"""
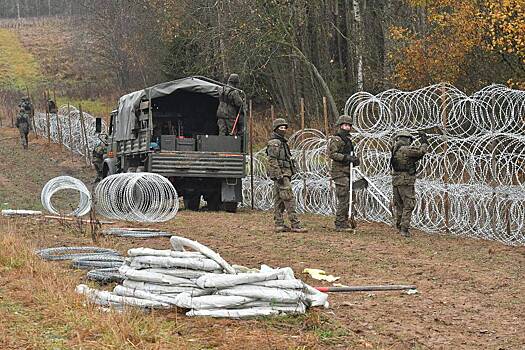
[32,104,105,161]
[244,84,525,246]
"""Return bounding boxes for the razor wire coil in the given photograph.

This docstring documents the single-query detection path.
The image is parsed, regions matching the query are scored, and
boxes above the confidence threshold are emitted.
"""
[244,84,525,246]
[95,173,179,222]
[40,176,92,216]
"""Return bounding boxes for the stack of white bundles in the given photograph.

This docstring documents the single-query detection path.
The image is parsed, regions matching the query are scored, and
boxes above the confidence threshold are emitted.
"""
[76,235,328,318]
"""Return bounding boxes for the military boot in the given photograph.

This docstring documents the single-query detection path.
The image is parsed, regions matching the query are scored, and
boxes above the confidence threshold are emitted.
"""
[275,225,290,233]
[400,229,411,238]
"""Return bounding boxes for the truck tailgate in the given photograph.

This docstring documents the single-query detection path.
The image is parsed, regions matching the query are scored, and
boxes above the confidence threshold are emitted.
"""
[149,151,245,178]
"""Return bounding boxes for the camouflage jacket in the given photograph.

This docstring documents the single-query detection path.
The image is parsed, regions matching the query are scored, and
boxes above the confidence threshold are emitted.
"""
[266,132,296,179]
[92,143,105,162]
[328,132,359,179]
[15,112,29,132]
[217,86,244,121]
[390,141,428,186]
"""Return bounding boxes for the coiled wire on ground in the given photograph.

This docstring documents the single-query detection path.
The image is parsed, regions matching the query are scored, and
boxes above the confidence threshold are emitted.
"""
[40,176,92,217]
[71,255,125,269]
[36,246,119,261]
[243,84,525,246]
[86,268,124,284]
[95,173,179,223]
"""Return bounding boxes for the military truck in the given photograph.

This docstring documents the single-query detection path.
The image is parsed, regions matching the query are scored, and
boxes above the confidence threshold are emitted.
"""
[97,76,246,212]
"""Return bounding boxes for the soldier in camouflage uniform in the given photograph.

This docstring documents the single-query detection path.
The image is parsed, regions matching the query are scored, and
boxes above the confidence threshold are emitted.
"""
[217,74,245,135]
[390,130,429,237]
[15,107,30,149]
[328,115,360,232]
[47,98,58,114]
[266,118,307,233]
[92,140,105,183]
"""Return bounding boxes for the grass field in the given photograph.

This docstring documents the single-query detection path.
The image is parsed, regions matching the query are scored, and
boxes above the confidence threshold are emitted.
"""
[0,126,524,349]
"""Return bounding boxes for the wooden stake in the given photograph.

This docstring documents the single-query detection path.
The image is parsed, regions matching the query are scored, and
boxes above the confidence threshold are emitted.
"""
[270,105,275,120]
[78,104,90,165]
[300,97,307,203]
[67,103,74,161]
[249,99,254,210]
[44,91,51,143]
[323,96,329,137]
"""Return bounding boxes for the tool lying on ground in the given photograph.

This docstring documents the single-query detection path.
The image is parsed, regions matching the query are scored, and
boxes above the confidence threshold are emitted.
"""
[315,284,417,293]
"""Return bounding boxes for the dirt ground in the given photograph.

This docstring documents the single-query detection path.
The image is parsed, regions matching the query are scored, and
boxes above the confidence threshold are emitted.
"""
[1,127,524,349]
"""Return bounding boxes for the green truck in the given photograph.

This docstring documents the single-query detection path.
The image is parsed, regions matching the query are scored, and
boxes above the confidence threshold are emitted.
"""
[97,76,246,212]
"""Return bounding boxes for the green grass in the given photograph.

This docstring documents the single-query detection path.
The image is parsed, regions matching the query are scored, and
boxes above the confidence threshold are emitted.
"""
[0,29,43,90]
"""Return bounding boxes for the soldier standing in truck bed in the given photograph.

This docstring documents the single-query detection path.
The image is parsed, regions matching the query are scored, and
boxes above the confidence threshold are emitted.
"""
[216,74,244,135]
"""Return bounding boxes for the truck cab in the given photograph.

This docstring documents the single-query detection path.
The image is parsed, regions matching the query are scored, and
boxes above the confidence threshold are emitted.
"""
[101,76,246,212]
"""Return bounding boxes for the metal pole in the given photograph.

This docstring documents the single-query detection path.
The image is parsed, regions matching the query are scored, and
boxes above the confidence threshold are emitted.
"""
[45,91,51,143]
[78,104,90,165]
[315,284,417,293]
[249,99,254,210]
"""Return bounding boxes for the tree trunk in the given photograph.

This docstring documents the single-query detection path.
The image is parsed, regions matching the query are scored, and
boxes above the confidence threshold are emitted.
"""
[353,0,364,91]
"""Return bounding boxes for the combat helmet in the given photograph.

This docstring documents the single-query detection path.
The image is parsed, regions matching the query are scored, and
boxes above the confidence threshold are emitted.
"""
[272,118,288,130]
[227,74,240,87]
[336,115,353,126]
[395,130,413,139]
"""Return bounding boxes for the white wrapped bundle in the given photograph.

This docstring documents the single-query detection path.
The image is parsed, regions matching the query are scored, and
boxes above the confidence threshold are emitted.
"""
[216,285,306,303]
[138,268,211,279]
[122,280,209,296]
[113,285,178,305]
[128,248,205,259]
[252,280,306,289]
[76,284,170,309]
[174,293,254,310]
[128,256,222,271]
[170,236,236,274]
[195,270,288,289]
[119,265,197,286]
[186,308,280,318]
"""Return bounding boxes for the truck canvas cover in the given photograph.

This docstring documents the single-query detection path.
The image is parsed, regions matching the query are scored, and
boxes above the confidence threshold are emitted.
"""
[114,77,222,141]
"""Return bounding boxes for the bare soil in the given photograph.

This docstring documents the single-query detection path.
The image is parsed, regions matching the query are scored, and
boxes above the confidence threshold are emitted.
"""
[0,126,524,349]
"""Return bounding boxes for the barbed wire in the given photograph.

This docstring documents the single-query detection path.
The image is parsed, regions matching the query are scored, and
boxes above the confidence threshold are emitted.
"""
[95,173,179,223]
[244,84,525,246]
[32,105,105,160]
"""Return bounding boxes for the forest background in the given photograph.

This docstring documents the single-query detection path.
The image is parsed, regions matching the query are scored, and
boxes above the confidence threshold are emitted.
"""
[0,0,523,125]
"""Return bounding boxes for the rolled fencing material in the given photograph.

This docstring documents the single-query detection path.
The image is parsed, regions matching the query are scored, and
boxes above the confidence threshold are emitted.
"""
[36,246,119,261]
[243,84,525,246]
[41,176,92,217]
[102,228,172,238]
[95,173,179,223]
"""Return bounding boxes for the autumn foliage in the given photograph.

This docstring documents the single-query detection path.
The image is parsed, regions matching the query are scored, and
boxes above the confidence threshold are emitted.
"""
[389,0,525,90]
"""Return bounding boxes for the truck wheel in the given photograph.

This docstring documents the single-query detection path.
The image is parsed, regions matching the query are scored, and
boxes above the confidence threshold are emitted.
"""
[223,202,238,213]
[184,194,201,211]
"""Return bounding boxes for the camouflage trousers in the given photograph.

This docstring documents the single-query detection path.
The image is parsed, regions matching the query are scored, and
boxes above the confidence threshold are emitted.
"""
[392,184,416,232]
[93,160,103,180]
[18,127,28,149]
[273,177,300,228]
[334,176,350,228]
[217,118,236,135]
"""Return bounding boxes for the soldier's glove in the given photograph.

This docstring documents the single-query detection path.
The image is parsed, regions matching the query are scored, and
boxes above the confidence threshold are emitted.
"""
[350,155,360,167]
[342,155,351,165]
[418,131,429,144]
